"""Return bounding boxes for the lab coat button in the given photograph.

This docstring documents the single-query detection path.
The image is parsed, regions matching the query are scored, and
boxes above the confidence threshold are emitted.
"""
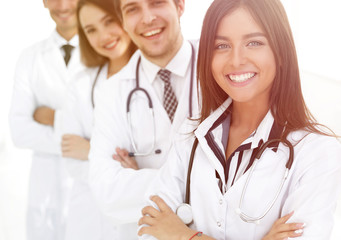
[217,221,221,227]
[219,199,223,205]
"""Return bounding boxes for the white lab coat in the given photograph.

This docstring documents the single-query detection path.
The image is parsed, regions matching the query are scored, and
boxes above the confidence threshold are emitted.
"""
[61,64,117,240]
[89,41,199,239]
[142,98,341,240]
[9,30,85,240]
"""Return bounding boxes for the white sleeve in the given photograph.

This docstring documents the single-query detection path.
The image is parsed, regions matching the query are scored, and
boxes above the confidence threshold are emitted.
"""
[60,81,84,136]
[88,80,158,224]
[61,79,89,181]
[282,136,341,239]
[139,140,189,240]
[9,49,61,155]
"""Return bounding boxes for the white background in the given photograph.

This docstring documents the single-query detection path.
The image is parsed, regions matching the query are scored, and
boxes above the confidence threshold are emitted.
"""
[1,0,341,239]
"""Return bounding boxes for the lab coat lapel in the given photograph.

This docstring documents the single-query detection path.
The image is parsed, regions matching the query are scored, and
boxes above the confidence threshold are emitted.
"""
[42,34,68,83]
[195,98,233,193]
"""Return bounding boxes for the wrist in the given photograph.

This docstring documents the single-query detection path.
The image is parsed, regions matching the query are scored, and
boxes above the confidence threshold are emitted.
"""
[181,229,200,240]
[189,231,203,240]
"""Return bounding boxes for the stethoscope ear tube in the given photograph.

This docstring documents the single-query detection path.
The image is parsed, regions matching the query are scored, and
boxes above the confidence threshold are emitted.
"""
[176,137,198,226]
[185,138,199,204]
[91,64,104,109]
[255,138,294,170]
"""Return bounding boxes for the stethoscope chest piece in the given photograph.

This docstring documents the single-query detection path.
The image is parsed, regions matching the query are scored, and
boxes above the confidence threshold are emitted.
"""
[176,203,193,225]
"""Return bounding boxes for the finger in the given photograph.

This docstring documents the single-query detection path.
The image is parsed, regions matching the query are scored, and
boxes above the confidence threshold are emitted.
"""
[116,149,130,161]
[142,206,160,218]
[138,215,156,226]
[61,144,70,152]
[113,149,128,162]
[116,147,129,156]
[276,228,304,239]
[112,154,122,162]
[150,195,171,212]
[275,211,294,225]
[124,156,138,169]
[62,134,72,140]
[114,151,137,169]
[62,150,71,158]
[120,161,131,169]
[138,225,154,237]
[61,140,70,147]
[276,222,305,233]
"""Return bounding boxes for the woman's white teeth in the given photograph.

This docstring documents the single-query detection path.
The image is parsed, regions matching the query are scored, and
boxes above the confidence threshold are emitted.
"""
[105,41,117,49]
[143,29,162,37]
[229,73,255,82]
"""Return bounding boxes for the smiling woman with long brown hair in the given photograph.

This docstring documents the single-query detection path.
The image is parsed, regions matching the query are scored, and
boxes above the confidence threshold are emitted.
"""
[138,0,341,239]
[60,0,136,239]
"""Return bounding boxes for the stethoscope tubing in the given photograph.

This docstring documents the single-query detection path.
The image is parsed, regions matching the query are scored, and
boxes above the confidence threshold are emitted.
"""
[183,137,294,224]
[91,64,104,109]
[127,42,196,157]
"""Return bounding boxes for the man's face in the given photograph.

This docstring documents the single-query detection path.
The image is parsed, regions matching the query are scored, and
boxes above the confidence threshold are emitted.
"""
[120,0,184,64]
[44,0,79,35]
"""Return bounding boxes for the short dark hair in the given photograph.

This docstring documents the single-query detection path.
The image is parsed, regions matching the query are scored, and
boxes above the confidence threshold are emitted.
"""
[77,0,137,67]
[113,0,179,22]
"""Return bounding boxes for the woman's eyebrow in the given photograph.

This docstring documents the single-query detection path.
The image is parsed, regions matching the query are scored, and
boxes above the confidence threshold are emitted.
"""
[215,32,266,41]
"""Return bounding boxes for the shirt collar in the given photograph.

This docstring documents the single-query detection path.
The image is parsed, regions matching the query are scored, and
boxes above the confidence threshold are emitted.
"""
[51,29,79,48]
[140,40,193,84]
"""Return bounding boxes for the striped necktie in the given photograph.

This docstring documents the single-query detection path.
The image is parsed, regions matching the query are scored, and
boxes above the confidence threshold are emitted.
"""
[158,69,178,122]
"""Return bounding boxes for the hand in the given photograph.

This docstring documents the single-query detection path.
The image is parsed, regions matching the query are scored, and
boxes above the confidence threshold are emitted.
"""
[33,106,55,126]
[262,211,305,240]
[138,195,195,240]
[112,147,139,170]
[61,134,90,160]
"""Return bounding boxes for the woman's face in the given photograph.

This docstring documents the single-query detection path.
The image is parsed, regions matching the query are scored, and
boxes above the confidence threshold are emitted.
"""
[211,7,276,106]
[79,3,132,62]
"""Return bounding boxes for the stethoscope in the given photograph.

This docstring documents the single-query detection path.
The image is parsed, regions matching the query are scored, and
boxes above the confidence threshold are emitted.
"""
[126,42,196,157]
[91,65,104,109]
[176,137,294,225]
[90,43,195,157]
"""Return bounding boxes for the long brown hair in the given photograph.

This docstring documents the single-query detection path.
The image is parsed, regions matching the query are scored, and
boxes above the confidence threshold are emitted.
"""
[197,0,331,138]
[77,0,137,67]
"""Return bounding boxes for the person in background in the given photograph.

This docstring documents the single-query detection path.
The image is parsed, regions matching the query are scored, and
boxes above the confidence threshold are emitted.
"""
[61,0,136,239]
[9,0,83,239]
[88,0,200,238]
[138,0,341,239]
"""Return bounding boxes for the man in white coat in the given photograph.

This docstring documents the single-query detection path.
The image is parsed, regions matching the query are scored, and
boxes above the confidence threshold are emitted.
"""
[88,0,199,238]
[9,0,83,239]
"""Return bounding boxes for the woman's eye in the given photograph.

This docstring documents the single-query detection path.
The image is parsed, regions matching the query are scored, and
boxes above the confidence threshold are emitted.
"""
[86,29,95,34]
[125,7,137,14]
[215,43,230,50]
[105,18,115,26]
[247,41,263,47]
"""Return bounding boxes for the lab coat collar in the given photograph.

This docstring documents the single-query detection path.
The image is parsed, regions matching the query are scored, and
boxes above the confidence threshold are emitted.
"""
[195,98,281,151]
[195,98,283,188]
[39,30,79,55]
[140,40,193,85]
[51,30,79,48]
[109,50,141,81]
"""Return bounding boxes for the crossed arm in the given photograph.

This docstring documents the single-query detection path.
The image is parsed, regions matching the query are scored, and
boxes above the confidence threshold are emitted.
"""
[33,106,91,160]
[138,196,304,240]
